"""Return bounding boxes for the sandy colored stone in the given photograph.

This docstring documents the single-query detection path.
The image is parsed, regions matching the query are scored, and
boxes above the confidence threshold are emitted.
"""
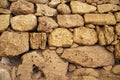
[97,4,120,13]
[86,0,98,3]
[73,27,97,45]
[17,50,68,80]
[57,14,84,28]
[115,42,120,59]
[10,0,34,15]
[115,24,120,36]
[49,0,60,7]
[98,30,106,45]
[26,0,48,3]
[0,31,29,56]
[49,28,73,47]
[106,45,114,53]
[11,14,37,31]
[115,12,120,22]
[61,45,115,68]
[0,69,11,80]
[70,1,96,14]
[86,0,119,4]
[57,3,71,14]
[0,9,11,14]
[42,49,68,80]
[84,14,116,25]
[112,65,120,75]
[37,16,58,32]
[86,24,95,29]
[56,47,64,55]
[68,64,76,72]
[98,25,115,45]
[0,14,10,32]
[107,0,120,4]
[36,4,57,16]
[17,51,45,80]
[0,0,9,8]
[30,33,46,49]
[72,68,99,77]
[83,76,98,80]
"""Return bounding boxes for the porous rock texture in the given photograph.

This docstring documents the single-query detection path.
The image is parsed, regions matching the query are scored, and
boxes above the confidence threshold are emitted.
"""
[0,0,120,80]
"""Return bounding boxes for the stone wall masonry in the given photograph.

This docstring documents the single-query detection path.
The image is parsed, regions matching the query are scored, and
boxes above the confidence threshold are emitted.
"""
[0,0,120,80]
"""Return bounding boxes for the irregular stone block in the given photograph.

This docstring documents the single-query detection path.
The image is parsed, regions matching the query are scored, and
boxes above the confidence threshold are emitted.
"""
[57,14,84,28]
[30,33,46,49]
[35,4,57,16]
[115,24,120,36]
[0,14,10,32]
[61,45,115,68]
[97,4,120,13]
[11,14,37,31]
[73,27,97,45]
[84,14,116,25]
[57,3,71,14]
[70,1,96,14]
[37,16,58,32]
[0,31,29,56]
[112,65,120,75]
[17,50,68,80]
[115,12,120,22]
[98,25,115,45]
[10,0,34,15]
[48,28,73,47]
[0,0,9,8]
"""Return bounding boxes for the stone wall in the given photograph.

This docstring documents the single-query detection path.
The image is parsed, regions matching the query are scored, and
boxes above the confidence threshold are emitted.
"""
[0,0,120,80]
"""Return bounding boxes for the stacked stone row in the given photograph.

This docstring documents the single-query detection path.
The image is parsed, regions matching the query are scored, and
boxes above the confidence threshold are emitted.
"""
[0,0,120,80]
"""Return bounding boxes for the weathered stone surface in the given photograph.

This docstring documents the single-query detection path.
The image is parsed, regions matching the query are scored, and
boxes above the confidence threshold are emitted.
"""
[49,0,60,7]
[86,0,98,3]
[11,14,37,31]
[56,47,64,55]
[0,69,11,80]
[48,28,73,47]
[0,0,9,8]
[68,64,76,72]
[86,0,119,4]
[84,14,116,25]
[35,4,57,16]
[42,49,68,80]
[0,14,10,32]
[70,1,96,14]
[10,0,34,15]
[115,24,120,36]
[109,0,120,4]
[97,4,120,13]
[112,65,120,75]
[61,45,115,68]
[30,32,46,49]
[17,51,44,80]
[86,24,95,29]
[73,27,97,45]
[115,42,120,59]
[57,14,84,28]
[72,68,99,77]
[83,76,98,80]
[57,3,71,14]
[26,0,48,3]
[17,50,68,80]
[98,25,115,45]
[37,16,58,32]
[115,12,120,22]
[0,31,29,56]
[0,9,11,14]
